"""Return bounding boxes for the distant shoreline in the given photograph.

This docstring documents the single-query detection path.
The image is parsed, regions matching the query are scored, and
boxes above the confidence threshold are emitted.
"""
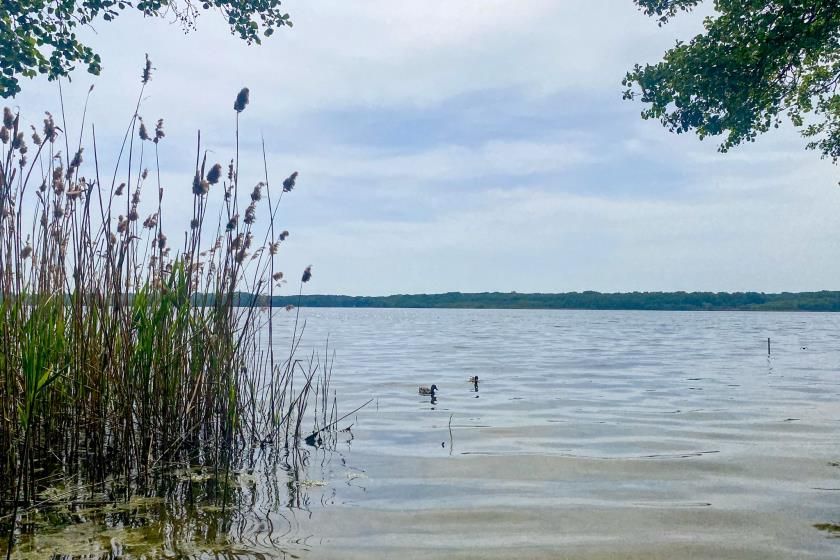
[244,291,840,312]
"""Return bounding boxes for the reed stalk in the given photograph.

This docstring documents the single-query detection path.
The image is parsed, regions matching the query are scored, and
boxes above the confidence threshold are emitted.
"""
[0,61,338,555]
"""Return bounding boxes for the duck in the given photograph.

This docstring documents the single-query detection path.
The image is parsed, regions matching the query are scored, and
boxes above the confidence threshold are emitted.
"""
[468,376,479,383]
[419,384,438,396]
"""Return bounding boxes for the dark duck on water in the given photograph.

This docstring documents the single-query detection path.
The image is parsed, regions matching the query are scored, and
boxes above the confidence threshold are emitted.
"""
[419,384,438,396]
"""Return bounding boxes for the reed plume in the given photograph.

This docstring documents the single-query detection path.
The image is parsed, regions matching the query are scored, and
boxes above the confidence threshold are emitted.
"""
[0,59,338,556]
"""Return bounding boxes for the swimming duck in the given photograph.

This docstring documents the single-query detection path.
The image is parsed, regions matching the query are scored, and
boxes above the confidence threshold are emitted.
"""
[468,376,479,383]
[419,384,438,396]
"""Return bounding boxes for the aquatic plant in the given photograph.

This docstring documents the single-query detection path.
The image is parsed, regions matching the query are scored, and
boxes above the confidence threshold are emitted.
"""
[0,60,338,555]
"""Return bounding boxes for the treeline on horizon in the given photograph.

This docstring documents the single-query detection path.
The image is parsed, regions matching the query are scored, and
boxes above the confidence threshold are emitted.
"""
[233,291,840,312]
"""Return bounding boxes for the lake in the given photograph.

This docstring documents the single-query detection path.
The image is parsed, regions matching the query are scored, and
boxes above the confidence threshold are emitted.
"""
[14,309,840,558]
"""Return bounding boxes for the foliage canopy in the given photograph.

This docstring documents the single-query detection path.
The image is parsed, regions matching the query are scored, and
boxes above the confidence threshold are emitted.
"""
[0,0,291,97]
[265,290,840,312]
[623,0,840,162]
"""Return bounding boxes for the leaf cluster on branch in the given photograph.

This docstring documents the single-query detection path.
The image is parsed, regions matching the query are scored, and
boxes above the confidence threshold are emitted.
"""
[624,0,840,162]
[0,0,291,97]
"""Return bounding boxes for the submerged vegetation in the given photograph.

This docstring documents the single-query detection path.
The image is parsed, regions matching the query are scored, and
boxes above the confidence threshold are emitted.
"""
[0,60,341,556]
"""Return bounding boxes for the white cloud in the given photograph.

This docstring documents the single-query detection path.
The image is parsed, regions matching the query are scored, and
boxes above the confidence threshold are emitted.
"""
[6,1,839,295]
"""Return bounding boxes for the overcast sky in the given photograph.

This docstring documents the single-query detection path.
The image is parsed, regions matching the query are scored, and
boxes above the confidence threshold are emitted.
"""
[11,1,840,295]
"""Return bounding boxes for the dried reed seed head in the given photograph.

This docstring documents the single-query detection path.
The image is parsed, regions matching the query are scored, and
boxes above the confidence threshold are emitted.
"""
[272,271,283,281]
[70,178,88,199]
[232,233,244,250]
[235,248,247,264]
[131,188,141,205]
[2,107,13,129]
[269,241,280,254]
[53,202,65,219]
[282,171,298,192]
[0,127,8,144]
[226,214,239,231]
[30,126,41,146]
[12,132,24,150]
[250,182,263,201]
[142,54,152,84]
[143,213,158,229]
[70,148,83,169]
[302,265,312,283]
[52,167,65,194]
[227,160,234,181]
[109,232,117,245]
[279,230,289,241]
[234,87,250,112]
[115,182,125,196]
[190,218,200,230]
[154,119,165,143]
[244,232,253,249]
[141,168,148,180]
[117,216,128,233]
[43,112,57,142]
[157,232,167,249]
[244,202,256,225]
[21,242,32,259]
[139,119,150,141]
[19,155,26,167]
[128,208,139,222]
[192,173,209,196]
[207,163,222,185]
[285,304,295,311]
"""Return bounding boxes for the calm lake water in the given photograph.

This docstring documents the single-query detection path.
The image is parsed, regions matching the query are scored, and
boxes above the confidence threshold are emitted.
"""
[15,309,840,558]
[267,308,840,559]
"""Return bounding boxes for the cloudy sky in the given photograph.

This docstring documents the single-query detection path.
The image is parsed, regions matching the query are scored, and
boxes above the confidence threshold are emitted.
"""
[12,1,840,295]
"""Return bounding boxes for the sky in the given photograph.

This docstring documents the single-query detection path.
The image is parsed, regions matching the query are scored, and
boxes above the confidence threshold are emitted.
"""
[10,0,840,296]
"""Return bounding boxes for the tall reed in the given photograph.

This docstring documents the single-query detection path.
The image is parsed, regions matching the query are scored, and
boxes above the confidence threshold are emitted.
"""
[0,61,336,551]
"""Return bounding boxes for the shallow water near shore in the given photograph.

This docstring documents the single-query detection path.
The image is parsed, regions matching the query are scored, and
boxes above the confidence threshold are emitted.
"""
[10,309,840,558]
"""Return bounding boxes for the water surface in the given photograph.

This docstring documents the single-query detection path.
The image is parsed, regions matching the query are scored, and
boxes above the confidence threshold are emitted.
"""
[282,309,840,559]
[18,309,840,558]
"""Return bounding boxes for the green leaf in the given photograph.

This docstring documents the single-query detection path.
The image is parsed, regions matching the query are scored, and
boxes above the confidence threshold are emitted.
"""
[626,0,840,162]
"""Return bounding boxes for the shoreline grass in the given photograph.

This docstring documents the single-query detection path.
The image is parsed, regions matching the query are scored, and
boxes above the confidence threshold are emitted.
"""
[0,60,337,556]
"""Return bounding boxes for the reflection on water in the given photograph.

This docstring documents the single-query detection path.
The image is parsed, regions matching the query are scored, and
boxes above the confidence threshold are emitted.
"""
[10,309,840,558]
[7,445,354,559]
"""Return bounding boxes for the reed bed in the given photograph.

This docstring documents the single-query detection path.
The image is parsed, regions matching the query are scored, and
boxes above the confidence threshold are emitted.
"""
[0,60,337,553]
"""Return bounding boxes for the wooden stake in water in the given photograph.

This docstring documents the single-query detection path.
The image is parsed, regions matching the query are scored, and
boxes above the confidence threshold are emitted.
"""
[768,337,771,356]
